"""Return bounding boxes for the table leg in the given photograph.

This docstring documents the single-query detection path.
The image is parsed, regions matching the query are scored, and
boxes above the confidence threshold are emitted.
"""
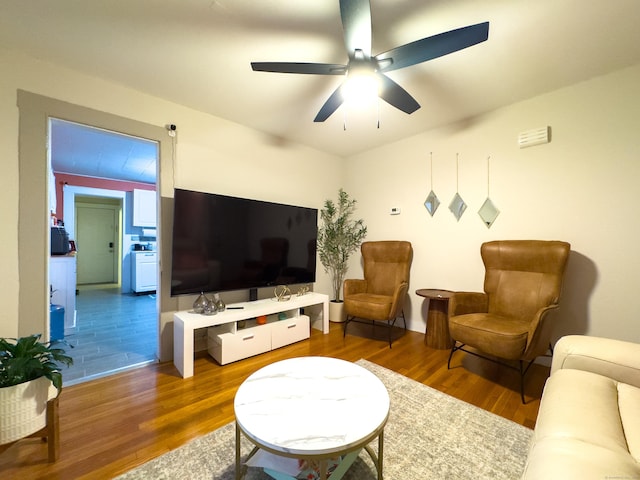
[424,299,452,349]
[235,422,241,480]
[174,318,194,378]
[378,429,384,480]
[363,429,385,480]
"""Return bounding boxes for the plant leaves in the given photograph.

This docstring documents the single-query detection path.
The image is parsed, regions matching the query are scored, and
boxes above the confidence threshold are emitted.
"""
[0,334,73,393]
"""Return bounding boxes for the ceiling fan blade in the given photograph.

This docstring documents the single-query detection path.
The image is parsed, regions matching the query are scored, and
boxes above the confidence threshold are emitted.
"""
[251,62,347,75]
[314,84,345,122]
[340,0,372,59]
[377,74,420,114]
[376,21,489,73]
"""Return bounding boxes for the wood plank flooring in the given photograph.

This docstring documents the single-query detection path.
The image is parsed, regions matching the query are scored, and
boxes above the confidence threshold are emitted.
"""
[0,322,548,479]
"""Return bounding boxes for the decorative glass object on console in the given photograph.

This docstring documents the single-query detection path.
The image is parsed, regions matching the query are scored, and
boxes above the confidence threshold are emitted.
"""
[478,156,500,228]
[193,292,210,314]
[203,298,218,316]
[449,154,467,221]
[424,152,440,216]
[214,293,226,312]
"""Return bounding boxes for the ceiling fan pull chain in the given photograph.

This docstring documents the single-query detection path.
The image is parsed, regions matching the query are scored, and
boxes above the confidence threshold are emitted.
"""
[377,97,380,129]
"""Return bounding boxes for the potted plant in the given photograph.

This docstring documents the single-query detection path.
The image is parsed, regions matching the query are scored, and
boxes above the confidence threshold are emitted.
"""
[0,334,73,446]
[317,189,367,322]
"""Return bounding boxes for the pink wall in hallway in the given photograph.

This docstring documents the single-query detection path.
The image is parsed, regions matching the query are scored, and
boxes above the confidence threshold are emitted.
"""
[53,173,155,223]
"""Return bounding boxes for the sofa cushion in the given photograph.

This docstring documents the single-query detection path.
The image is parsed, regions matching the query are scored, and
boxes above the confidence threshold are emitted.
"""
[522,368,640,479]
[620,382,640,462]
[523,436,639,479]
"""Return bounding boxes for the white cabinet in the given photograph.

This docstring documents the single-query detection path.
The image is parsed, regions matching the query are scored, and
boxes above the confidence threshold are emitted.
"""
[208,322,272,365]
[132,251,157,293]
[270,316,310,349]
[208,314,310,365]
[49,256,77,331]
[132,189,157,227]
[173,292,329,378]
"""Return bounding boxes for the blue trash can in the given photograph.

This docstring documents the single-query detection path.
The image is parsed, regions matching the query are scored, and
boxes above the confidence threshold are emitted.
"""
[50,304,65,341]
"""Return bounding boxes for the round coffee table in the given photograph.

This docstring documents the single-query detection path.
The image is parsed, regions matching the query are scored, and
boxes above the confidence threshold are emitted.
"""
[234,357,389,480]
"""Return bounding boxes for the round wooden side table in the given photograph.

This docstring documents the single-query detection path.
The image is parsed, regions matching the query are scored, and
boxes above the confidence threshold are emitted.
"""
[416,289,454,350]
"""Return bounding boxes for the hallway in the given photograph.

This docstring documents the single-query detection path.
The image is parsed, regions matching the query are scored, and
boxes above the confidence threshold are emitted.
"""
[62,285,157,386]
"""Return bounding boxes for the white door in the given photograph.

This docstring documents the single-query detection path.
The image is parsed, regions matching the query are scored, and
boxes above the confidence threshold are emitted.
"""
[76,203,119,284]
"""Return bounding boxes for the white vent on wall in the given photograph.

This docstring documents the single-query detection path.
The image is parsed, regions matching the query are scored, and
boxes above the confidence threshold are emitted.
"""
[518,126,550,148]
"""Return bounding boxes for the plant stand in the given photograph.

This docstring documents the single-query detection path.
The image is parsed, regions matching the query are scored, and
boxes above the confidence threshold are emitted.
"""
[0,377,59,462]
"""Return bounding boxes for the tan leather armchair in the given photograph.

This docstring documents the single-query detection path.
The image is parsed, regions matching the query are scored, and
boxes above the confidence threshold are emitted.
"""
[343,241,413,347]
[447,240,571,402]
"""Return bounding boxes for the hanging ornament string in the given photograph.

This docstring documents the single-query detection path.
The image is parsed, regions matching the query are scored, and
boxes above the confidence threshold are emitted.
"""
[487,155,491,196]
[456,153,460,192]
[430,152,434,191]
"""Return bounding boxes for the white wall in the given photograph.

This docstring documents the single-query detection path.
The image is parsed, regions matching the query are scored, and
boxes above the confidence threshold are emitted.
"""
[3,43,639,348]
[0,47,342,342]
[344,63,640,344]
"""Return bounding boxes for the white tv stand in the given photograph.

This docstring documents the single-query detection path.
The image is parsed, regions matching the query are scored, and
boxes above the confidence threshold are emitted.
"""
[173,292,329,378]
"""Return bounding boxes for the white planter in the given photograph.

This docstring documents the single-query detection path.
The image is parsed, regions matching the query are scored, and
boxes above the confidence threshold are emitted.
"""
[329,301,347,323]
[0,376,57,444]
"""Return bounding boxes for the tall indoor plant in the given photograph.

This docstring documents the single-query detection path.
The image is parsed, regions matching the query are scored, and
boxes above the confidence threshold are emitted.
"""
[317,189,367,322]
[0,334,73,446]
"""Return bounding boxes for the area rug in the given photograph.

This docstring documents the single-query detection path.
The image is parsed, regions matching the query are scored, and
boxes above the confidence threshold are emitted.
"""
[116,359,533,479]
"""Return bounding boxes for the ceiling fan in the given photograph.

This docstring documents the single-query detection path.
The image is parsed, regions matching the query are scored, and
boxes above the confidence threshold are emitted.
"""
[251,0,489,122]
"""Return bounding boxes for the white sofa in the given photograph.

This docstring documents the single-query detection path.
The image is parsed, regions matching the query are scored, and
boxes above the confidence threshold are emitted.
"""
[522,335,640,479]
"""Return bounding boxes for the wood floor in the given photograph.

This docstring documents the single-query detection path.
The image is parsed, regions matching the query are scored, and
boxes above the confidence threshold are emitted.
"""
[0,322,549,479]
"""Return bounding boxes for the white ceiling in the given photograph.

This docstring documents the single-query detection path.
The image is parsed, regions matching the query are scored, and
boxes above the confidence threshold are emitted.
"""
[4,0,640,170]
[50,119,159,184]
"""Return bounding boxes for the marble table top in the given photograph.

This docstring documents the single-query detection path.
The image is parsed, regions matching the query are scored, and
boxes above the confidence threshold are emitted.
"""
[234,356,390,457]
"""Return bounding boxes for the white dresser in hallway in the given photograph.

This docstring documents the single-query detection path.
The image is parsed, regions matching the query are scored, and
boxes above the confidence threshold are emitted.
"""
[49,255,77,332]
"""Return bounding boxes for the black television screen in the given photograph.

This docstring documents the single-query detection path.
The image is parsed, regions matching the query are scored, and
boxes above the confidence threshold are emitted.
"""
[170,189,318,297]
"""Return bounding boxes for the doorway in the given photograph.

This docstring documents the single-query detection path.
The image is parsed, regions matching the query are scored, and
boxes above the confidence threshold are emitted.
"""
[49,118,160,385]
[17,90,175,366]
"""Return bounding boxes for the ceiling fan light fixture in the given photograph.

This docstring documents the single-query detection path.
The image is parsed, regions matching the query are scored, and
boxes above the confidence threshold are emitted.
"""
[251,0,489,122]
[342,71,380,107]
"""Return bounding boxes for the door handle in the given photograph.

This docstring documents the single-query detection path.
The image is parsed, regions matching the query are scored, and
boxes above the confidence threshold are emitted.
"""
[109,242,114,248]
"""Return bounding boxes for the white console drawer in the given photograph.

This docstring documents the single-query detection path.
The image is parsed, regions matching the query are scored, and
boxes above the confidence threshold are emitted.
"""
[271,315,310,349]
[208,325,271,365]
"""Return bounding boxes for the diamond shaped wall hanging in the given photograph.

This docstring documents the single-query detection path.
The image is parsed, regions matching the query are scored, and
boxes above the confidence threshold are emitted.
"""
[449,192,467,221]
[449,153,466,221]
[478,197,499,227]
[424,152,440,216]
[424,190,440,216]
[478,155,500,228]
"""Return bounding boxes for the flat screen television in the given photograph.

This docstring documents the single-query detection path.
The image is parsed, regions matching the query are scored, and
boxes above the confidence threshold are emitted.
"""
[170,189,318,297]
